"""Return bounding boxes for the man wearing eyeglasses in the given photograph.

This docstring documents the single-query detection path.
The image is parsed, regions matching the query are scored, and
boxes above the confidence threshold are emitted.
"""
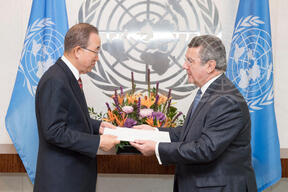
[34,23,120,192]
[131,35,257,192]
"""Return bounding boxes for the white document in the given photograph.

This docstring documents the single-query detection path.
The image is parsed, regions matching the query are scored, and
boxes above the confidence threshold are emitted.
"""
[103,127,171,142]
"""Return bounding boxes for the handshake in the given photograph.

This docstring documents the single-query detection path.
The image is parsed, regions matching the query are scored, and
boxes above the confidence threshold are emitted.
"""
[98,121,169,156]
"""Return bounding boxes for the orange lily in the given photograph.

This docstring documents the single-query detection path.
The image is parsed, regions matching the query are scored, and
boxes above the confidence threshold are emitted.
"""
[158,95,168,105]
[127,94,137,105]
[142,95,155,108]
[145,117,155,127]
[112,95,125,106]
[118,95,124,105]
[103,110,116,122]
[115,113,127,127]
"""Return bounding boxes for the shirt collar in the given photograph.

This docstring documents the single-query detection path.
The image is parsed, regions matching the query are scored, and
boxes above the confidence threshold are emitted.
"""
[61,55,80,80]
[198,73,223,97]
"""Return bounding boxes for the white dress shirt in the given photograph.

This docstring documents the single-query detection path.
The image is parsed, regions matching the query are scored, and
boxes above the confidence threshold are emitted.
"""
[61,55,80,80]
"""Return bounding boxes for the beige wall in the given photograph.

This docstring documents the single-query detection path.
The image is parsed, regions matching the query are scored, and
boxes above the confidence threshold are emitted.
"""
[0,173,287,192]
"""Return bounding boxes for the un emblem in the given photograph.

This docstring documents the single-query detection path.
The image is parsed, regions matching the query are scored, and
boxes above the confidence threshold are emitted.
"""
[78,0,221,99]
[19,18,65,96]
[227,16,274,111]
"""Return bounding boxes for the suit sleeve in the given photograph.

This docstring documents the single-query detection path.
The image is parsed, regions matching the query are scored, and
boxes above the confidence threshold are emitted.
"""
[36,79,100,158]
[158,96,244,165]
[90,119,101,135]
[159,126,182,142]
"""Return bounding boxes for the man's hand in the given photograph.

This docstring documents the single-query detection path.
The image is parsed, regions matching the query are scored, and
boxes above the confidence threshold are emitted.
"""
[133,124,155,131]
[99,135,120,151]
[100,121,116,135]
[130,140,156,156]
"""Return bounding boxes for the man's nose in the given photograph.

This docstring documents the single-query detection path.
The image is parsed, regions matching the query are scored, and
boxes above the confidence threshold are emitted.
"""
[95,54,99,61]
[183,61,188,69]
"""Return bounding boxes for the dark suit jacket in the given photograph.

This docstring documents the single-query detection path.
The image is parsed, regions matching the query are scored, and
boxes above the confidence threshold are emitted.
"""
[159,74,257,192]
[34,58,101,192]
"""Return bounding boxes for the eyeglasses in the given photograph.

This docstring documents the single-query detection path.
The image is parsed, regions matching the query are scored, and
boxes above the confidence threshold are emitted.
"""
[81,47,100,55]
[184,57,203,65]
[184,58,193,64]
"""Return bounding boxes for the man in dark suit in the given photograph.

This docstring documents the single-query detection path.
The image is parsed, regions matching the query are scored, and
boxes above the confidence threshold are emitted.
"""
[34,23,120,192]
[131,35,257,192]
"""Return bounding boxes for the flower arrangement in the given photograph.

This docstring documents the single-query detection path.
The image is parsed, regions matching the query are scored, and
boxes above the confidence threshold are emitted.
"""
[90,69,184,152]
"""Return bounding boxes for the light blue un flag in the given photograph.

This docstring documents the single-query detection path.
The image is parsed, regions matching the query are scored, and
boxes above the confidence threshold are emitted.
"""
[5,0,68,183]
[226,0,281,191]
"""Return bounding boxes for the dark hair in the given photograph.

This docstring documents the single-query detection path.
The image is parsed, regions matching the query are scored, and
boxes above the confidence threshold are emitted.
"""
[188,35,226,71]
[64,23,99,52]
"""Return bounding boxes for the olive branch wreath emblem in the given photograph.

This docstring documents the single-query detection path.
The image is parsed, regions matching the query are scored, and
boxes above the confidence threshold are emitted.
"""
[229,15,274,112]
[78,0,221,99]
[19,18,55,96]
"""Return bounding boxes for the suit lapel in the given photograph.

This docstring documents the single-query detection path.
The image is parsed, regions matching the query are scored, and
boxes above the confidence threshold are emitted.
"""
[180,93,210,141]
[179,102,194,140]
[56,59,93,133]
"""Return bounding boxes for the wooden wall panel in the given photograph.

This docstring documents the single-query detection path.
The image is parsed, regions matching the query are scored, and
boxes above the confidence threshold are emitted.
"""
[0,154,287,178]
[0,154,25,172]
[281,159,288,177]
[97,154,175,174]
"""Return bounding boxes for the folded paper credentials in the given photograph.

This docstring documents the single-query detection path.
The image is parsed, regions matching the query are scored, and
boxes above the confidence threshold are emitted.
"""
[103,127,171,142]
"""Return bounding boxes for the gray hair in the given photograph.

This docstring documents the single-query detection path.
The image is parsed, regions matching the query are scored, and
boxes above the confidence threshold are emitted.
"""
[188,35,227,71]
[64,23,99,52]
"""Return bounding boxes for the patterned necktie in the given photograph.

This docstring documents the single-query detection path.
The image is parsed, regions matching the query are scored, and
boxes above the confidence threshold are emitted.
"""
[191,88,202,115]
[78,77,83,90]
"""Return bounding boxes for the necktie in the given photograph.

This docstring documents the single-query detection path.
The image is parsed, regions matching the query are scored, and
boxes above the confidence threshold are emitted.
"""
[78,77,83,90]
[181,88,202,136]
[190,88,202,115]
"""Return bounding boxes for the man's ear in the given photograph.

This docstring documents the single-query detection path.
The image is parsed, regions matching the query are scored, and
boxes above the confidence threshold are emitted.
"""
[207,60,216,73]
[73,46,82,59]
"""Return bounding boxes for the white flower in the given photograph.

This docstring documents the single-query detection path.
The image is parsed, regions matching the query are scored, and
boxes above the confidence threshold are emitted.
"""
[139,108,153,118]
[122,106,134,114]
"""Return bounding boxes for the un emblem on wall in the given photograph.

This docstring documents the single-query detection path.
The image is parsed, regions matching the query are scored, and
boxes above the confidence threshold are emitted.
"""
[227,16,274,111]
[78,0,221,99]
[19,18,65,96]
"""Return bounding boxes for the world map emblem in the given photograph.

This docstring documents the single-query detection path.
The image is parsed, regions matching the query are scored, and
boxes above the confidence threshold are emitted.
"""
[78,0,221,99]
[226,16,274,111]
[19,18,65,96]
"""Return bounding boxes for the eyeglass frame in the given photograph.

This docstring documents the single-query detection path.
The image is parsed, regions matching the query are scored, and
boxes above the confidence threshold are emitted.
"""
[81,47,100,55]
[184,57,206,65]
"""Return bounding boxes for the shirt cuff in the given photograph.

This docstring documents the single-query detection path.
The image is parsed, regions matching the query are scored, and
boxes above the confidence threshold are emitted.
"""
[155,142,162,165]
